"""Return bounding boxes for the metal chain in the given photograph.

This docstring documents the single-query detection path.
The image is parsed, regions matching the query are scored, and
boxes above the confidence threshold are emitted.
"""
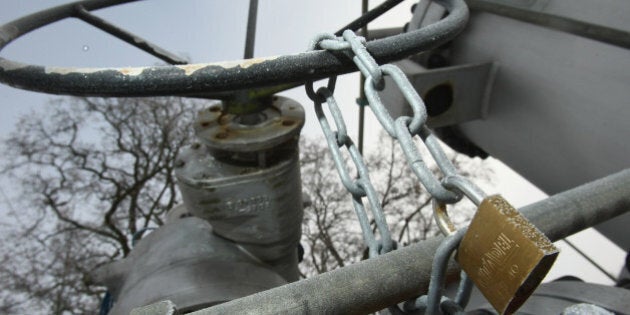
[306,28,485,312]
[306,32,397,258]
[308,84,395,257]
[317,30,470,204]
[419,229,472,314]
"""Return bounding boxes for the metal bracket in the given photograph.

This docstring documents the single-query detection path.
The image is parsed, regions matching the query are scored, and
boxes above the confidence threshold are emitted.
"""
[381,60,498,128]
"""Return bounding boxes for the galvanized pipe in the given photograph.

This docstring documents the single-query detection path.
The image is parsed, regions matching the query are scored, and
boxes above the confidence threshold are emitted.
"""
[519,168,630,242]
[190,168,630,315]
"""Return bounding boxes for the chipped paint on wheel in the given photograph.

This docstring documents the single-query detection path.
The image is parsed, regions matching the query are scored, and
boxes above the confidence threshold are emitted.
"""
[177,56,279,75]
[0,0,468,98]
[38,56,279,77]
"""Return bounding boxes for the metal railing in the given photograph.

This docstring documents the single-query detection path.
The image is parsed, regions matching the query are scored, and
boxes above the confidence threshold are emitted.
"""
[190,169,630,314]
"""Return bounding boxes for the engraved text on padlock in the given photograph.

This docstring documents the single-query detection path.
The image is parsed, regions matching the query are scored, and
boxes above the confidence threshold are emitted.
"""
[457,195,559,315]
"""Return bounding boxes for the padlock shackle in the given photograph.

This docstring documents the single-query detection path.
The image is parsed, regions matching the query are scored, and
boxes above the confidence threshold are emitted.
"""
[432,175,487,236]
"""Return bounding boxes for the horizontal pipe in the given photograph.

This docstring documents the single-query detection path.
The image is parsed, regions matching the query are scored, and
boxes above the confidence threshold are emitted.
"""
[190,168,630,315]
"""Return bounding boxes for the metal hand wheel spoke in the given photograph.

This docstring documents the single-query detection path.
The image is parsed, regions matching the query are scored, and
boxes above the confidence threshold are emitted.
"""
[0,0,468,100]
[73,4,188,65]
[244,0,258,60]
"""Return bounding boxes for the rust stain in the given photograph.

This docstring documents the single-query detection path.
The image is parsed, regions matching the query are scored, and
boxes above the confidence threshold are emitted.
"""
[282,120,295,126]
[218,114,231,125]
[215,131,229,139]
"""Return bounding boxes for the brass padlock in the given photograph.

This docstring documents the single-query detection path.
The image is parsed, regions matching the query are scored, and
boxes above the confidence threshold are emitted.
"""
[457,195,559,314]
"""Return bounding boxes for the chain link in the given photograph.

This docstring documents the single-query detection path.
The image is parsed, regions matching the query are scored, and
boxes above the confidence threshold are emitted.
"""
[312,86,394,257]
[306,29,480,218]
[305,28,484,311]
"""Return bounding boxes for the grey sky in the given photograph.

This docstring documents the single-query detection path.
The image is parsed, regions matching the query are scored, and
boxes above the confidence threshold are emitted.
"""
[0,0,624,294]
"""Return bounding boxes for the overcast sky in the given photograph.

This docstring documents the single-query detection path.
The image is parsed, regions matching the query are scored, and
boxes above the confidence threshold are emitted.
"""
[0,0,625,290]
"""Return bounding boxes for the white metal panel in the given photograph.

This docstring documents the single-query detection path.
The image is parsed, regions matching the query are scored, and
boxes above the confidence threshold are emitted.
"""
[449,10,630,247]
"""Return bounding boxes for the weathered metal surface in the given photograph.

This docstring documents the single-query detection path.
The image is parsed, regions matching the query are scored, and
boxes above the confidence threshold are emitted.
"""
[194,96,304,153]
[433,173,486,236]
[310,84,394,258]
[381,60,498,128]
[97,96,307,313]
[186,168,630,315]
[458,195,558,314]
[175,148,303,268]
[130,300,179,315]
[469,281,630,314]
[175,96,304,281]
[442,1,630,248]
[0,0,469,98]
[92,217,288,315]
[304,28,492,270]
[429,177,557,314]
[420,230,472,314]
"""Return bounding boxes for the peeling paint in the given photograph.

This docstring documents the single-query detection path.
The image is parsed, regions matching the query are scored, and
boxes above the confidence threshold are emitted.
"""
[44,66,108,75]
[176,56,279,75]
[0,59,28,71]
[43,65,149,76]
[37,56,280,77]
[176,63,207,76]
[117,67,144,76]
[0,0,468,98]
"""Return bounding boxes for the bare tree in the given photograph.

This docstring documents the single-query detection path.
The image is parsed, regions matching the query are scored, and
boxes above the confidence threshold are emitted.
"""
[0,96,203,313]
[0,95,492,313]
[299,133,491,277]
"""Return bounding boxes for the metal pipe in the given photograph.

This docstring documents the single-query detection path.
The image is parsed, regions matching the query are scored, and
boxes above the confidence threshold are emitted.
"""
[334,0,404,36]
[0,0,469,98]
[74,5,187,65]
[190,168,630,315]
[243,0,258,59]
[358,27,403,40]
